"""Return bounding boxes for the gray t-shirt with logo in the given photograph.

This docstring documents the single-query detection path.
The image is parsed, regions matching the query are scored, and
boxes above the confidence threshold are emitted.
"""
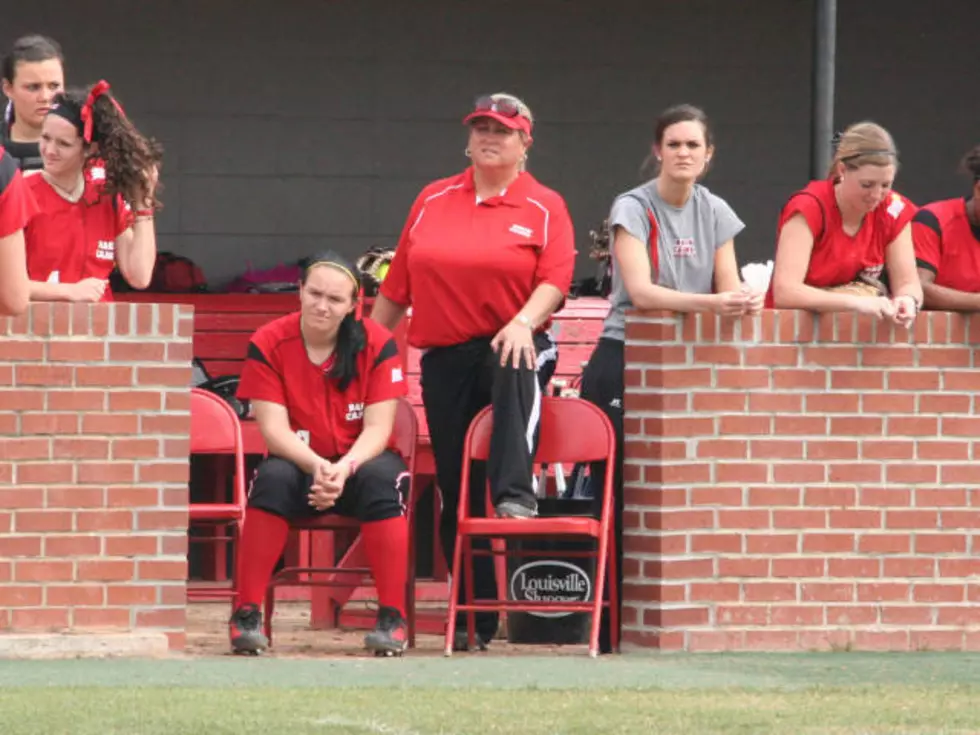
[600,180,745,341]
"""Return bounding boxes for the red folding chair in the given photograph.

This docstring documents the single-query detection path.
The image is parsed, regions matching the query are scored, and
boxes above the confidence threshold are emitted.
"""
[188,387,248,601]
[445,396,618,657]
[264,396,421,647]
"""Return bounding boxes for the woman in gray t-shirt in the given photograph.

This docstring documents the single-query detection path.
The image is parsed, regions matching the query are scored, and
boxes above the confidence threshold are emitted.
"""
[579,104,762,653]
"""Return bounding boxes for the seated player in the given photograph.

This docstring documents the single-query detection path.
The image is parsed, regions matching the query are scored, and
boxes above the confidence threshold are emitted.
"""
[913,145,980,310]
[768,121,922,326]
[230,252,411,657]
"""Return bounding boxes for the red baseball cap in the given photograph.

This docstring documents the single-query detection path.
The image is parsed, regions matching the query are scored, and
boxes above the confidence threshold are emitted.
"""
[462,95,533,137]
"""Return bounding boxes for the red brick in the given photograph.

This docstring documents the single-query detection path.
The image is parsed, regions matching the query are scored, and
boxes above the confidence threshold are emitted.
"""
[748,486,803,506]
[944,371,980,391]
[808,441,859,460]
[862,393,915,413]
[831,417,884,436]
[75,366,134,387]
[77,560,136,582]
[627,440,687,462]
[136,304,155,335]
[773,370,826,390]
[0,438,50,460]
[77,463,136,484]
[803,346,859,366]
[0,586,43,607]
[943,417,980,436]
[889,371,940,391]
[802,533,855,553]
[47,341,106,362]
[773,509,827,529]
[622,582,684,604]
[831,370,883,390]
[108,392,163,411]
[106,487,160,508]
[0,487,43,509]
[885,509,939,528]
[828,509,882,529]
[692,393,746,412]
[774,464,826,483]
[46,585,105,606]
[942,465,979,484]
[750,440,804,459]
[937,607,980,626]
[628,345,688,367]
[44,535,102,556]
[644,606,710,628]
[910,630,967,651]
[859,486,911,506]
[913,584,965,602]
[743,582,797,601]
[858,533,911,553]
[770,605,824,625]
[654,416,715,437]
[0,340,45,361]
[167,342,194,362]
[109,342,167,362]
[656,509,714,531]
[163,439,190,459]
[917,441,969,461]
[857,582,911,602]
[46,486,104,508]
[859,440,911,460]
[138,560,188,581]
[20,412,78,434]
[140,415,191,435]
[748,393,802,413]
[690,533,742,553]
[744,345,797,366]
[160,535,188,555]
[687,631,744,652]
[883,557,937,577]
[716,605,769,626]
[805,393,860,413]
[919,347,971,367]
[718,509,771,529]
[137,463,190,484]
[919,393,971,414]
[14,560,74,582]
[716,369,769,389]
[853,630,909,651]
[15,365,73,386]
[915,534,966,554]
[771,558,824,578]
[77,510,134,532]
[52,438,110,460]
[82,413,140,435]
[0,534,42,556]
[774,416,827,435]
[14,511,73,533]
[16,463,74,485]
[880,606,933,625]
[107,585,159,605]
[804,486,855,506]
[860,346,915,366]
[644,464,710,484]
[10,608,70,630]
[628,321,677,341]
[112,439,161,459]
[695,439,747,459]
[137,366,192,387]
[938,558,980,577]
[828,558,881,577]
[73,607,133,629]
[914,488,967,507]
[0,390,44,410]
[828,464,882,483]
[745,533,798,554]
[690,486,742,505]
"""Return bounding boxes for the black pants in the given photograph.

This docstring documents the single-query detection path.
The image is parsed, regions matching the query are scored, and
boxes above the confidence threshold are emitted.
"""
[578,337,624,654]
[248,450,408,522]
[421,332,557,638]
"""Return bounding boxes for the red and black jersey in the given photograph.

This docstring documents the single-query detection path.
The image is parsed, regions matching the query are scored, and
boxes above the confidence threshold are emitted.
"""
[380,167,576,349]
[766,179,917,306]
[24,171,130,301]
[236,314,408,459]
[912,198,980,292]
[0,147,37,237]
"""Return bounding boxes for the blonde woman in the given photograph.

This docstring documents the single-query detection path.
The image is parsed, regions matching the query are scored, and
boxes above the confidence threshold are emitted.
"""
[768,121,922,324]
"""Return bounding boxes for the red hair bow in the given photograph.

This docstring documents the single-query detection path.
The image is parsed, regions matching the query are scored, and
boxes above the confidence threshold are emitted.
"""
[80,80,126,143]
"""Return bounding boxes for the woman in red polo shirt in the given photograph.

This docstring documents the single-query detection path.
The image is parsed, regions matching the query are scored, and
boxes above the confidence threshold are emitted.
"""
[0,146,34,315]
[768,121,922,325]
[913,145,980,310]
[231,252,411,657]
[25,80,161,302]
[371,93,576,651]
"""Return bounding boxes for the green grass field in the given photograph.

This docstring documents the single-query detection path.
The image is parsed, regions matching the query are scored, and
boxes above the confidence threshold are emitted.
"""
[2,653,980,734]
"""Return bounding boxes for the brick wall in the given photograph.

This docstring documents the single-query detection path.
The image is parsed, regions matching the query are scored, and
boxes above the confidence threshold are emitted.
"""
[622,309,980,652]
[0,303,192,651]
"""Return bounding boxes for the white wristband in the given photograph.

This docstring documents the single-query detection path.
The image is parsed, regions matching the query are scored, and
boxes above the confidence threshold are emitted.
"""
[514,314,533,329]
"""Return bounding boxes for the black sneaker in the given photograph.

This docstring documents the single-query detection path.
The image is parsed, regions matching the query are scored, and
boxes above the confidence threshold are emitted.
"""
[229,603,268,655]
[452,628,491,652]
[364,606,408,657]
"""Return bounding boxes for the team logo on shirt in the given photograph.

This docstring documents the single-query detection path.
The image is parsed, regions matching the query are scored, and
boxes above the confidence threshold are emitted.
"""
[672,238,695,257]
[89,166,106,181]
[345,402,365,422]
[96,240,115,260]
[886,194,905,219]
[860,264,884,280]
[509,224,534,239]
[391,367,404,383]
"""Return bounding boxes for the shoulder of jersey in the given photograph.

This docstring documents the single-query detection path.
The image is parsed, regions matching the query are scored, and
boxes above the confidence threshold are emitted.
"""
[880,191,913,220]
[417,172,468,200]
[253,311,301,347]
[522,174,568,207]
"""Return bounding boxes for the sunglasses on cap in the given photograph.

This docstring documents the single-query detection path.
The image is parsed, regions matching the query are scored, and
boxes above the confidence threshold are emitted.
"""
[473,95,522,119]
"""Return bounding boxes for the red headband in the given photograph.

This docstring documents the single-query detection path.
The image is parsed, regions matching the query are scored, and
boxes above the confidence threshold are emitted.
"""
[80,80,126,143]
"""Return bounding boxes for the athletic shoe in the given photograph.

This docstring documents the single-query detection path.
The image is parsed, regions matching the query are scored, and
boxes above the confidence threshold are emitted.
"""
[364,606,408,656]
[229,603,268,655]
[496,500,538,519]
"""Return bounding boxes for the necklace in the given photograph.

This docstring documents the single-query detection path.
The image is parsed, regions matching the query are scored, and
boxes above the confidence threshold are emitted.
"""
[42,171,84,203]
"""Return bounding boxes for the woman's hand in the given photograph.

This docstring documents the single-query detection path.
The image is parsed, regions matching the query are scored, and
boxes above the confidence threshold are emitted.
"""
[140,164,159,210]
[740,284,765,314]
[711,291,751,316]
[308,458,341,511]
[891,294,918,328]
[68,278,108,302]
[491,319,536,370]
[853,296,897,320]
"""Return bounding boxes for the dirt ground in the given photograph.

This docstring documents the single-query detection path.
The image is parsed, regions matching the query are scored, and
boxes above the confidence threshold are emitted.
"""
[187,601,586,658]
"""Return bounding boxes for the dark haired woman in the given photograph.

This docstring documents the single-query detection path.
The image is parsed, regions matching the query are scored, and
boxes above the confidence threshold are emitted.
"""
[232,253,411,656]
[2,34,65,173]
[578,104,759,653]
[913,145,980,310]
[371,92,576,651]
[25,81,161,302]
[0,146,33,315]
